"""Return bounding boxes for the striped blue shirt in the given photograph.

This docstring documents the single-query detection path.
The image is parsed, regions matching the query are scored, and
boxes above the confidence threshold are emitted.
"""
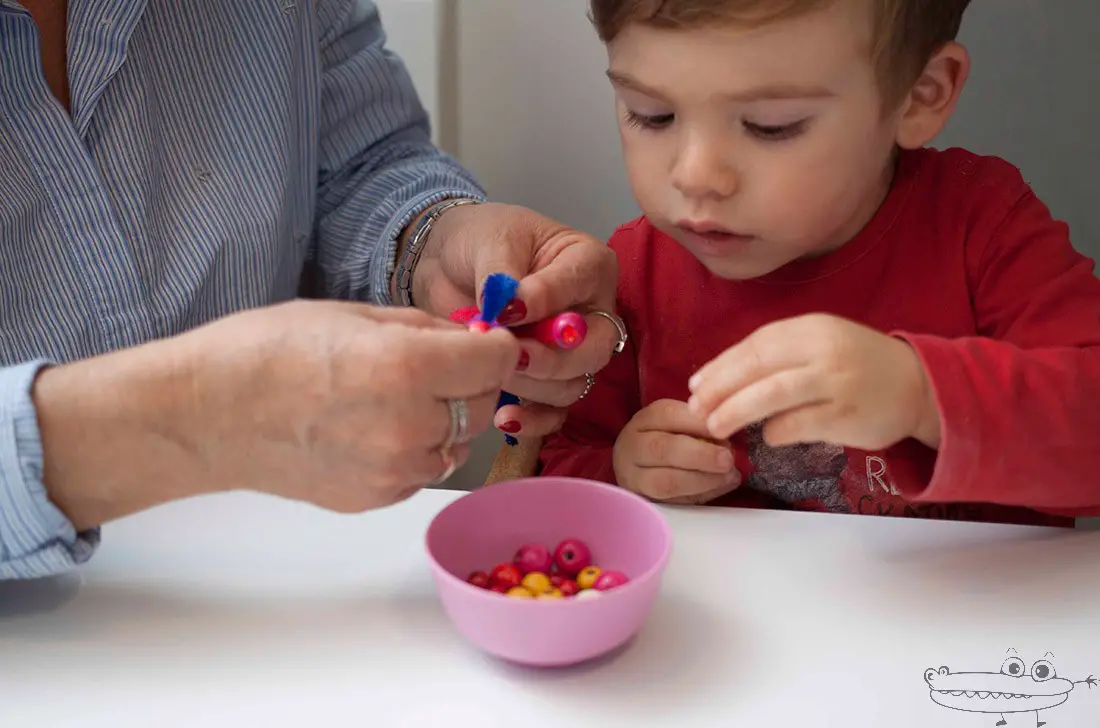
[0,0,485,580]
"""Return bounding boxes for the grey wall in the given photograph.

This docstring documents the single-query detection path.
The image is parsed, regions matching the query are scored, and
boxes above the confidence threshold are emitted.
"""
[938,0,1099,260]
[442,1,1100,519]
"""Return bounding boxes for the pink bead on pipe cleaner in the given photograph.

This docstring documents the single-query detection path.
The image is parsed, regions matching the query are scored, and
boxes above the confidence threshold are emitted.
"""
[450,306,588,350]
[514,311,588,350]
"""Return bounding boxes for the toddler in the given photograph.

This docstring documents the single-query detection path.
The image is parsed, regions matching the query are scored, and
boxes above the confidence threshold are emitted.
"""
[537,0,1100,526]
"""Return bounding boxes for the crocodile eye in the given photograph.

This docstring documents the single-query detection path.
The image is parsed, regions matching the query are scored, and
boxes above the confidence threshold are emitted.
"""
[1001,657,1026,676]
[1031,660,1057,681]
[924,668,938,681]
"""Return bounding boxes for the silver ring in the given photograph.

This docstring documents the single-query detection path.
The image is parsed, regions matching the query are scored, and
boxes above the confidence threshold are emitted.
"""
[577,373,595,401]
[430,448,458,485]
[444,398,469,447]
[589,310,629,355]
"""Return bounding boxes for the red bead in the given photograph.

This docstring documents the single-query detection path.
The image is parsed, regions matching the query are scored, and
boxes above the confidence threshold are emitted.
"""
[489,563,522,589]
[467,571,491,589]
[553,538,592,576]
[513,543,553,575]
[488,583,510,594]
[557,579,580,597]
[468,321,493,333]
[593,570,629,591]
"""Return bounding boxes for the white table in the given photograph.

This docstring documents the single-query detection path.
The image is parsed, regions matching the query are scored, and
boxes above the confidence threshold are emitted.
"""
[2,489,1098,728]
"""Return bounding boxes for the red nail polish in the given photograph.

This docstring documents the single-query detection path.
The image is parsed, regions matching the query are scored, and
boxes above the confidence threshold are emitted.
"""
[499,421,522,434]
[497,300,528,326]
[516,350,530,371]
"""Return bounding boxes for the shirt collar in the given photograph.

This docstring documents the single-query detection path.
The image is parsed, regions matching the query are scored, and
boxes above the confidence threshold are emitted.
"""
[67,0,150,136]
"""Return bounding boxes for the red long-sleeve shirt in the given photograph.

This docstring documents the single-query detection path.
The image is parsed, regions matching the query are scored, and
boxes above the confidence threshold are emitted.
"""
[539,147,1100,527]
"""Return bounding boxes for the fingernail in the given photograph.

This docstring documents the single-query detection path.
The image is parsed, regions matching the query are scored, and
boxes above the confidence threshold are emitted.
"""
[718,449,734,470]
[516,350,530,371]
[689,373,702,390]
[499,421,522,434]
[497,299,528,325]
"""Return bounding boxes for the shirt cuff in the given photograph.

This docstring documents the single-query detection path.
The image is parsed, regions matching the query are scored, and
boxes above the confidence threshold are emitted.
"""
[0,360,99,580]
[368,184,488,308]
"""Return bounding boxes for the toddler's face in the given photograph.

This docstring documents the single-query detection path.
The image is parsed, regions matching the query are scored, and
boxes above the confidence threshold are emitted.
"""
[606,0,907,279]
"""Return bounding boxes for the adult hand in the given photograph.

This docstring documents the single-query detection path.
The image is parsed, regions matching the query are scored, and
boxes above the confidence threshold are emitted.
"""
[686,314,940,450]
[406,202,621,438]
[613,399,741,505]
[36,300,520,529]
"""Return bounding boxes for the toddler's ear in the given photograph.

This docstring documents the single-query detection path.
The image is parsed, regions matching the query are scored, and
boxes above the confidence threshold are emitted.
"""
[895,41,970,149]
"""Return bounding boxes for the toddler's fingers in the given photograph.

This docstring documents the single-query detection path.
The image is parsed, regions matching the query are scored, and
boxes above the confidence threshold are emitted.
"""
[635,431,736,475]
[633,398,714,438]
[638,466,741,503]
[697,367,823,440]
[662,476,743,505]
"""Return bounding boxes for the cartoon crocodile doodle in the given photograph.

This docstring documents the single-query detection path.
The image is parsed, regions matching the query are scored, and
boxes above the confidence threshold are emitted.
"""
[924,651,1095,726]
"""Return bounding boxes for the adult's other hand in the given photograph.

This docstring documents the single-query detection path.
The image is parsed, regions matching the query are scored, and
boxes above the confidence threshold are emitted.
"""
[35,301,520,529]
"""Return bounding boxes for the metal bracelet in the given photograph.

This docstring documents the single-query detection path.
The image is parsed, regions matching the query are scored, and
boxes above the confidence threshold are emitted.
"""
[395,197,484,307]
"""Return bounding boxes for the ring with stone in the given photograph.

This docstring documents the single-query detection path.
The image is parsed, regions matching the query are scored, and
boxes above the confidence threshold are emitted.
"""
[577,373,596,401]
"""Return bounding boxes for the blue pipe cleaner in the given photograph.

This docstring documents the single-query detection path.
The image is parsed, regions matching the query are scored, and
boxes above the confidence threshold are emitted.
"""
[478,272,520,324]
[480,273,522,446]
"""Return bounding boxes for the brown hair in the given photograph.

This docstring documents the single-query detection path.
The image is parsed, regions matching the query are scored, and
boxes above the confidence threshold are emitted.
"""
[589,0,971,104]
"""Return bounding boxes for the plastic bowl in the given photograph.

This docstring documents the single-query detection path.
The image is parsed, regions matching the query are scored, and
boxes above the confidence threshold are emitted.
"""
[424,476,672,667]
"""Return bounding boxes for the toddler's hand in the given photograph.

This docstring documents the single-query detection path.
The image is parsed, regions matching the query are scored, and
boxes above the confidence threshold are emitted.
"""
[687,314,940,450]
[613,399,742,505]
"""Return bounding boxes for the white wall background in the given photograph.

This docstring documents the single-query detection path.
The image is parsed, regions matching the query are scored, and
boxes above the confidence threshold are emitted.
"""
[371,1,1100,525]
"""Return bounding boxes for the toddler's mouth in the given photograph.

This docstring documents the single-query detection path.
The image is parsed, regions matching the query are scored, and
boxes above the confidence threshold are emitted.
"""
[675,220,755,255]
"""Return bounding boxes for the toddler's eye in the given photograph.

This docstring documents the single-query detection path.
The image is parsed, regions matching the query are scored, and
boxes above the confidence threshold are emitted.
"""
[624,110,675,131]
[744,119,808,141]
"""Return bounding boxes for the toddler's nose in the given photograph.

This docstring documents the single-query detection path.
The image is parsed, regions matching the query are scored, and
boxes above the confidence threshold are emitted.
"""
[671,135,738,200]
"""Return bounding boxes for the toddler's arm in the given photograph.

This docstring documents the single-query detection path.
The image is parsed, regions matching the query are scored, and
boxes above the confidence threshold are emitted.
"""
[896,187,1100,517]
[538,328,641,483]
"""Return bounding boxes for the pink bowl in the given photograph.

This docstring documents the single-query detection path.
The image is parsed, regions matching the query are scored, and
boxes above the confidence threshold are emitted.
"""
[425,476,672,667]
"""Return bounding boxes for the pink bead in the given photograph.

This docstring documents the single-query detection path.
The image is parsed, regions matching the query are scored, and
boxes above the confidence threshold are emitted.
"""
[467,321,493,333]
[513,543,553,575]
[553,538,592,576]
[593,571,629,591]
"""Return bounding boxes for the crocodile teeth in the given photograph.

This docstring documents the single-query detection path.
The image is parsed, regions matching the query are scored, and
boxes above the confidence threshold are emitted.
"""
[951,691,964,696]
[965,691,977,697]
[977,692,990,698]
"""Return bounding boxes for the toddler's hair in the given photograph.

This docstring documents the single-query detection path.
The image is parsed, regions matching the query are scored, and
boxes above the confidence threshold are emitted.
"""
[589,0,971,105]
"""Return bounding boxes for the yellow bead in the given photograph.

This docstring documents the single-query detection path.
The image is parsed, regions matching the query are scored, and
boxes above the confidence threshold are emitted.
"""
[521,572,552,594]
[537,588,564,600]
[576,565,602,590]
[507,586,534,599]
